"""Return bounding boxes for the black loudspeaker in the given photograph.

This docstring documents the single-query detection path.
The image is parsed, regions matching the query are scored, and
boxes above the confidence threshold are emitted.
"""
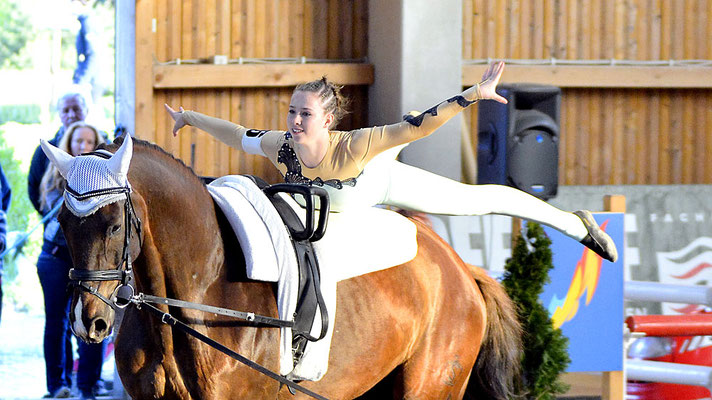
[477,83,561,200]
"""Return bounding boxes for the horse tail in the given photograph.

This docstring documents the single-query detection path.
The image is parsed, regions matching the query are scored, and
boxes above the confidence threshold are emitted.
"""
[466,264,523,400]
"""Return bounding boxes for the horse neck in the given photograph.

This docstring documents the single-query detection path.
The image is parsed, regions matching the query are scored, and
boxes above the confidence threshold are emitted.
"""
[129,148,226,302]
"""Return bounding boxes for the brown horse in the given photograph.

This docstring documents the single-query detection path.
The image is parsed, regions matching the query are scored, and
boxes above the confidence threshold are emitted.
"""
[50,136,522,399]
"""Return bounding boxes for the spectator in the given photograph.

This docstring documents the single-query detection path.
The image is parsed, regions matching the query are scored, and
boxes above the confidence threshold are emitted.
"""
[0,164,11,326]
[28,91,87,215]
[33,118,108,399]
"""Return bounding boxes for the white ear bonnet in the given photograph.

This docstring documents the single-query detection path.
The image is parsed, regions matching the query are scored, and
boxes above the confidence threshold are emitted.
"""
[40,135,133,217]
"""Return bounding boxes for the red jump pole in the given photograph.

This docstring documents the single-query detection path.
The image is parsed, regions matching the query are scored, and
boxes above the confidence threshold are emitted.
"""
[626,314,712,337]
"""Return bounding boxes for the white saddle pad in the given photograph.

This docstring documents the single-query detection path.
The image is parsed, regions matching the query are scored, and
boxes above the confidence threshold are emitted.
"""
[207,176,417,381]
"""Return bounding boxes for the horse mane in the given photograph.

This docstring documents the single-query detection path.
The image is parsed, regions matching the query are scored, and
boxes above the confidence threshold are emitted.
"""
[100,135,206,187]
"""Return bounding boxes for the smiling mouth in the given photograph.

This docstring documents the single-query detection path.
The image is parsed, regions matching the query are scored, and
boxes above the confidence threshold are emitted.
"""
[292,128,304,134]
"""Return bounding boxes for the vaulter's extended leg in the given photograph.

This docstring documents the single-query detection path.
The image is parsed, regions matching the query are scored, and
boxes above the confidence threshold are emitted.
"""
[381,161,618,262]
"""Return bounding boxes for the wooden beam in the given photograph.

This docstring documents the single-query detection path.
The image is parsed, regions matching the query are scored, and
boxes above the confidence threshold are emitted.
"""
[153,63,374,88]
[463,65,712,88]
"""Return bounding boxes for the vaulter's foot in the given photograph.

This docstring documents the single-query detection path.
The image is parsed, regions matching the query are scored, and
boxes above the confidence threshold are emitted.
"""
[573,210,618,262]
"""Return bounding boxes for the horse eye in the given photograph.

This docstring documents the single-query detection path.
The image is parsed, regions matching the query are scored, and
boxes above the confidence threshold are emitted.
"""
[108,224,121,236]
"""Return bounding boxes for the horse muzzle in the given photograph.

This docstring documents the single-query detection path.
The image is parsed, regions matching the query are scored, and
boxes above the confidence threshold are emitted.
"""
[70,290,116,343]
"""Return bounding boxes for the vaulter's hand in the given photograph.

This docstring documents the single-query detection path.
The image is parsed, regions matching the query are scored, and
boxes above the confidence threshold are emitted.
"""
[164,104,188,136]
[464,61,508,104]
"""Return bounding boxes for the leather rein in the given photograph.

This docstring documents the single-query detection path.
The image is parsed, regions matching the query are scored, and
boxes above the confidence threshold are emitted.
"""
[65,164,328,400]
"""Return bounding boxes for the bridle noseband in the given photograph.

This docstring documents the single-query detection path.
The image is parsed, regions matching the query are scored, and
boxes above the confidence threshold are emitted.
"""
[67,183,142,310]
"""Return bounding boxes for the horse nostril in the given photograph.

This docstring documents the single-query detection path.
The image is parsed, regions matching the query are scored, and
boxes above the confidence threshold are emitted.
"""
[92,318,109,336]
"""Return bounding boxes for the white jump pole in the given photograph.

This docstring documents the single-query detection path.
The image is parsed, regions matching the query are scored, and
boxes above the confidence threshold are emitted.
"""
[627,359,712,390]
[624,281,712,306]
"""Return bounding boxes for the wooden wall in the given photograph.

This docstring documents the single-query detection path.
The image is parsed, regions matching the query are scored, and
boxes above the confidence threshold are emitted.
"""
[137,0,370,182]
[136,0,712,185]
[462,0,712,185]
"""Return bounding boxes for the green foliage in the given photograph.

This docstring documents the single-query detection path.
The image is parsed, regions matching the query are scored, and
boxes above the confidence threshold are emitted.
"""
[0,104,41,125]
[502,222,571,399]
[0,126,41,281]
[0,0,34,69]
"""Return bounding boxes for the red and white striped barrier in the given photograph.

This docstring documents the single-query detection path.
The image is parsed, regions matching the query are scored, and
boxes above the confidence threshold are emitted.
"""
[624,280,712,391]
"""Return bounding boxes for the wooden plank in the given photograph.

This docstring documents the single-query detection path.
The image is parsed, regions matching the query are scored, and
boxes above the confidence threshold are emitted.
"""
[339,0,354,58]
[650,0,662,59]
[705,94,712,182]
[352,0,368,59]
[580,0,591,59]
[494,0,506,57]
[484,0,495,57]
[602,0,615,58]
[311,0,328,58]
[135,0,154,141]
[231,0,243,56]
[461,65,712,88]
[253,0,266,58]
[658,92,671,183]
[647,92,660,183]
[611,90,624,184]
[696,0,707,59]
[205,0,216,57]
[589,0,601,58]
[243,0,255,57]
[463,0,473,59]
[589,90,601,184]
[278,0,290,57]
[542,0,553,57]
[154,63,374,88]
[167,1,182,61]
[216,0,230,56]
[682,94,694,183]
[264,0,276,57]
[519,0,531,58]
[327,0,339,58]
[635,0,649,60]
[290,0,305,56]
[532,0,543,57]
[566,0,577,58]
[509,0,521,58]
[301,0,313,57]
[669,90,683,183]
[155,0,167,62]
[601,89,614,183]
[660,0,671,58]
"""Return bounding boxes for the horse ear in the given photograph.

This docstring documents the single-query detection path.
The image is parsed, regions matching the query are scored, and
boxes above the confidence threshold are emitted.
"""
[40,139,74,178]
[107,134,133,176]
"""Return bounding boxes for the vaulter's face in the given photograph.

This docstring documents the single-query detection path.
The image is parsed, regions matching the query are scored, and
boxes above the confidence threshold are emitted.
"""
[287,91,331,145]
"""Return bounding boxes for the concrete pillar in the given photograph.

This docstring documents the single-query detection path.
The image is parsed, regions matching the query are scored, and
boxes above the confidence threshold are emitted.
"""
[115,0,135,136]
[368,0,463,180]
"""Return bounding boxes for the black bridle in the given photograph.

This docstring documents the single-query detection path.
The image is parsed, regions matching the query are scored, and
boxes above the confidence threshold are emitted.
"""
[67,184,141,309]
[64,172,328,399]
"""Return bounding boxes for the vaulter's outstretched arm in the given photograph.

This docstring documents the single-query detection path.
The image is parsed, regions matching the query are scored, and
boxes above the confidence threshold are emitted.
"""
[164,104,279,156]
[345,61,507,169]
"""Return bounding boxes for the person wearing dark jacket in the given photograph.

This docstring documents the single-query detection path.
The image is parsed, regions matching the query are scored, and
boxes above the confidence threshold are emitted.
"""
[30,93,108,400]
[28,92,87,215]
[0,163,12,325]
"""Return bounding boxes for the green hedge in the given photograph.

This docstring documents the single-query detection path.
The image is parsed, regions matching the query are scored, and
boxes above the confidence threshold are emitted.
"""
[0,104,41,125]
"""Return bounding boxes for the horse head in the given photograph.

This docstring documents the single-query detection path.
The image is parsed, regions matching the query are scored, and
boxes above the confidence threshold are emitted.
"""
[41,135,145,343]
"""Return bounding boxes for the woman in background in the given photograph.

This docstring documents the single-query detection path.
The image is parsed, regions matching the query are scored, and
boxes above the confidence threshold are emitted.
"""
[37,121,107,400]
